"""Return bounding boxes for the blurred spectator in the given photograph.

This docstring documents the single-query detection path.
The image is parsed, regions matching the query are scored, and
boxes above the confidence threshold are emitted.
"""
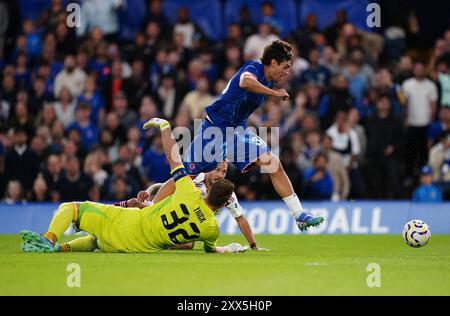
[141,133,171,184]
[289,13,318,59]
[54,156,97,202]
[429,131,450,189]
[103,59,124,109]
[181,77,214,120]
[327,111,365,199]
[78,74,105,126]
[244,22,279,61]
[67,103,99,151]
[437,55,450,108]
[84,152,108,188]
[122,59,150,112]
[321,46,340,75]
[298,131,322,171]
[324,9,348,46]
[238,6,257,40]
[55,24,76,60]
[303,153,334,200]
[42,154,63,196]
[394,55,414,84]
[102,159,139,199]
[106,176,133,201]
[11,101,35,141]
[4,128,39,196]
[2,180,26,204]
[156,73,184,119]
[37,0,66,32]
[365,94,403,199]
[77,0,125,40]
[53,87,76,128]
[348,108,367,157]
[260,1,283,36]
[143,0,169,35]
[428,107,450,148]
[403,62,438,181]
[112,91,137,128]
[173,7,202,49]
[319,75,355,130]
[1,74,17,109]
[344,60,368,117]
[412,166,443,202]
[322,135,349,201]
[29,175,51,202]
[299,49,332,87]
[22,19,42,61]
[54,55,87,99]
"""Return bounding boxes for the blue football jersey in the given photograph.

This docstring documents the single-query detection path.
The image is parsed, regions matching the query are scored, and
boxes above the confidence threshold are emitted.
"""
[205,61,273,129]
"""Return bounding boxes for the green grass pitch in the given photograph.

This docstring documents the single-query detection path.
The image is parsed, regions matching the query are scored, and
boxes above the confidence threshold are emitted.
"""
[1,234,449,296]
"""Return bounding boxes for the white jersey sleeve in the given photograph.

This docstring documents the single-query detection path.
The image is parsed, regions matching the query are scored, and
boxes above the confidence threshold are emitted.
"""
[225,192,243,218]
[193,173,208,197]
[193,173,242,218]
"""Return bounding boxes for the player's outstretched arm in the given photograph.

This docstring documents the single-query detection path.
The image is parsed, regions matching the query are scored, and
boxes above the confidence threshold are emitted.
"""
[213,243,249,253]
[143,118,182,170]
[239,72,289,100]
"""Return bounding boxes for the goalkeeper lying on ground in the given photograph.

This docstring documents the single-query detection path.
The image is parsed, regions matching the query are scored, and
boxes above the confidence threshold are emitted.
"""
[117,161,267,251]
[20,118,249,254]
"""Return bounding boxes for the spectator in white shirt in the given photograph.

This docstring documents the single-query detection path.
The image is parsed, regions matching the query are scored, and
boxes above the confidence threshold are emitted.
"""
[326,110,366,198]
[402,62,438,179]
[77,0,124,39]
[53,87,76,128]
[54,55,86,99]
[244,22,280,61]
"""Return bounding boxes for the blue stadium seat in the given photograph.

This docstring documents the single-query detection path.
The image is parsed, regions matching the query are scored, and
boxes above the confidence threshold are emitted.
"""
[18,0,71,21]
[299,0,371,31]
[118,0,147,42]
[224,0,298,38]
[162,0,222,41]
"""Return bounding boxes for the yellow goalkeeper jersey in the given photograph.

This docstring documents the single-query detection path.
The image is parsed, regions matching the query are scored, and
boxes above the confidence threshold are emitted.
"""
[78,166,219,253]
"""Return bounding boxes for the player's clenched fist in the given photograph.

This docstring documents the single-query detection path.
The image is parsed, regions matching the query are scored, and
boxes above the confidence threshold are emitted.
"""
[273,88,289,100]
[143,118,170,131]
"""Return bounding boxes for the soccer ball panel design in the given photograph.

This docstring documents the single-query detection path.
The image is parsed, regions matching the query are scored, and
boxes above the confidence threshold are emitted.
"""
[402,220,431,248]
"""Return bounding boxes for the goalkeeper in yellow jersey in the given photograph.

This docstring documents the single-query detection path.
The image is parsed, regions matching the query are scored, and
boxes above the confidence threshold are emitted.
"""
[20,118,249,254]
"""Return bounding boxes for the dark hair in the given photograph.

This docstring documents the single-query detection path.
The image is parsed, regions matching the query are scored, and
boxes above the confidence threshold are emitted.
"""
[206,178,235,210]
[261,40,293,66]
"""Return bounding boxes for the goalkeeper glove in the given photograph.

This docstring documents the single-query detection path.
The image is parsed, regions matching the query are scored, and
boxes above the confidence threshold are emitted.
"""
[143,118,170,131]
[225,243,249,253]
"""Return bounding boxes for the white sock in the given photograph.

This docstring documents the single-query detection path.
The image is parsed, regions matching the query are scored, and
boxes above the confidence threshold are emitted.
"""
[283,194,303,218]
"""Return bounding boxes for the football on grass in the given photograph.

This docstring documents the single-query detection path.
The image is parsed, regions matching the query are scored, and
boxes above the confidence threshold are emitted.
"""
[402,220,431,248]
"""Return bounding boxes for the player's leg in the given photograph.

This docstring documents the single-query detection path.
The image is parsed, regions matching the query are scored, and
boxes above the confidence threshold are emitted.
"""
[58,235,97,253]
[232,130,323,231]
[256,152,324,230]
[183,119,226,175]
[21,202,80,252]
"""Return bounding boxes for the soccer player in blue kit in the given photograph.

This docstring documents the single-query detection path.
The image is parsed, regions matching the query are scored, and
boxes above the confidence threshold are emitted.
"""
[183,40,324,231]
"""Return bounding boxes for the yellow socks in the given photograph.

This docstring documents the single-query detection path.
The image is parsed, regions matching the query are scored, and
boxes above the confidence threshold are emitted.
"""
[45,202,77,244]
[59,235,97,252]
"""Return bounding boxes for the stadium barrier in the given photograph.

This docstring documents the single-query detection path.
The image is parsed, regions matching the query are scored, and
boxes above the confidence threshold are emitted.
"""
[1,202,449,235]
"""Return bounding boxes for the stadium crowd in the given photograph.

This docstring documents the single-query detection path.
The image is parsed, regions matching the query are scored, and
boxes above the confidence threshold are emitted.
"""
[0,0,449,204]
